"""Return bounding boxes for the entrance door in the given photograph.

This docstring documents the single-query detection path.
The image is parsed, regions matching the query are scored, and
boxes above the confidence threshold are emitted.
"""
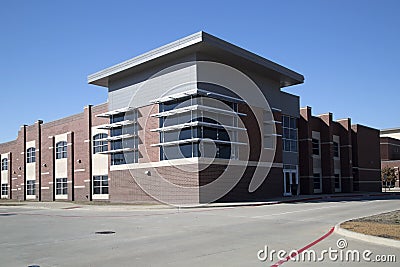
[283,168,298,196]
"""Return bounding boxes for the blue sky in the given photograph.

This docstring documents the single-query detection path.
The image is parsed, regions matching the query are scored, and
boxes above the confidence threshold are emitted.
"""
[0,0,399,142]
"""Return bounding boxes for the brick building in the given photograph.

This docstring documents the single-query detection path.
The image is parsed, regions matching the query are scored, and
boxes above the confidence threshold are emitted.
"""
[380,128,400,187]
[0,32,382,203]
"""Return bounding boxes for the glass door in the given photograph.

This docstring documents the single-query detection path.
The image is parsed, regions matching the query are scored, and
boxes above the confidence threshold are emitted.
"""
[283,168,298,196]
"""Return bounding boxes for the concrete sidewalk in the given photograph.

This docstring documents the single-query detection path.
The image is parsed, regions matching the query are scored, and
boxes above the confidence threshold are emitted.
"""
[1,191,399,211]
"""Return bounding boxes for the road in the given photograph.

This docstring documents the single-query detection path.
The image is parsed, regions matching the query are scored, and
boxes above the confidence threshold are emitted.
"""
[0,197,399,267]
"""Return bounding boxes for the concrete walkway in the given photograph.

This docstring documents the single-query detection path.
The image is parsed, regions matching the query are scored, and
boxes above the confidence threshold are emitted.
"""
[1,191,399,211]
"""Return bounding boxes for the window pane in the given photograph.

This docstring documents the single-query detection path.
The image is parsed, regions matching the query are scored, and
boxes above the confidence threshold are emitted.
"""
[290,117,297,129]
[179,128,192,140]
[283,116,289,128]
[291,140,298,152]
[218,144,231,159]
[290,129,297,140]
[179,143,192,158]
[218,129,230,141]
[203,127,218,139]
[283,128,289,139]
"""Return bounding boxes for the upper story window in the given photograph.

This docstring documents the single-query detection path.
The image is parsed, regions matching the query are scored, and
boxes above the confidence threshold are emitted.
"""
[1,158,8,171]
[333,141,340,158]
[56,141,68,159]
[282,115,298,152]
[312,138,320,156]
[157,95,242,161]
[26,147,36,163]
[93,133,108,154]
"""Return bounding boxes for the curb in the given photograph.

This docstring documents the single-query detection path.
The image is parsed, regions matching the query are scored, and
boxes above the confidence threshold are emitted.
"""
[334,222,400,248]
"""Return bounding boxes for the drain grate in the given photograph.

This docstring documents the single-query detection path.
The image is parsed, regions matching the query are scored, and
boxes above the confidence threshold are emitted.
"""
[95,231,116,235]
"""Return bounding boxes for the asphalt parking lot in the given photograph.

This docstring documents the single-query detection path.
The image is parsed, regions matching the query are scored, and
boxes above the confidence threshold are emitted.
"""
[1,196,399,267]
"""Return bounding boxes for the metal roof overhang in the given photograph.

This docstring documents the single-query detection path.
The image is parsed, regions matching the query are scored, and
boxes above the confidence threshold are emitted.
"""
[87,31,304,88]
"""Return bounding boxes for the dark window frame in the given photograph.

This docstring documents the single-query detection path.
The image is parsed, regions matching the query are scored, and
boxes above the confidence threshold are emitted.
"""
[26,180,35,195]
[55,178,68,195]
[1,158,8,171]
[56,141,68,159]
[26,147,36,163]
[93,133,108,154]
[93,176,109,195]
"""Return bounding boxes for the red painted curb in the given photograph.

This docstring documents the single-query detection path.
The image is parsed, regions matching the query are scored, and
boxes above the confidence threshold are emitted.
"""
[270,227,335,267]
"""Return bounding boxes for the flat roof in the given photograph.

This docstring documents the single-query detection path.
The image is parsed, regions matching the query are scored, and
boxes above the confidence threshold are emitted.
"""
[381,127,400,134]
[88,31,304,88]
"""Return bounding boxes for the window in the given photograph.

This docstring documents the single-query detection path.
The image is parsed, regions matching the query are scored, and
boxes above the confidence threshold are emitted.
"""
[282,115,298,152]
[313,173,321,190]
[1,158,8,171]
[93,176,109,194]
[333,141,339,158]
[26,180,35,195]
[158,95,241,161]
[56,141,67,159]
[111,153,125,165]
[1,184,8,196]
[109,110,139,165]
[56,178,68,195]
[26,147,36,163]
[312,138,320,156]
[93,133,108,154]
[334,173,340,189]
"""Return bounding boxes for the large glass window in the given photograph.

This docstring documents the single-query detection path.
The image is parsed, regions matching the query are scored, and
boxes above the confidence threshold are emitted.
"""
[56,141,67,159]
[93,176,109,194]
[109,110,139,165]
[158,94,241,161]
[1,158,8,171]
[93,133,108,154]
[26,147,36,163]
[26,180,35,195]
[1,184,8,196]
[56,178,68,195]
[282,115,298,152]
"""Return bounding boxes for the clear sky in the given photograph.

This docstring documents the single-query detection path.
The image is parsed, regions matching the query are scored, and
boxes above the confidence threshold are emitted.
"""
[0,0,399,142]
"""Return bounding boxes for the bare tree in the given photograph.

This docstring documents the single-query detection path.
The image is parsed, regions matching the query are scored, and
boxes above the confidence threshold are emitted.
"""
[381,166,397,191]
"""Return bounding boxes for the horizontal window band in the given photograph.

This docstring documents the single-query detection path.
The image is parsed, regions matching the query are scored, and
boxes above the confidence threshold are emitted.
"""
[150,89,197,103]
[97,148,137,154]
[96,107,136,118]
[150,88,245,104]
[97,120,136,130]
[96,134,137,142]
[151,104,246,118]
[151,138,247,147]
[152,121,246,132]
[110,159,283,170]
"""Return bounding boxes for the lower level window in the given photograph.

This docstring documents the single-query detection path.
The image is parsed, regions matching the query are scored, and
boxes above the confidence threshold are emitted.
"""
[334,173,340,189]
[26,180,35,195]
[313,173,321,190]
[56,178,68,195]
[111,151,138,165]
[1,184,8,195]
[93,176,109,195]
